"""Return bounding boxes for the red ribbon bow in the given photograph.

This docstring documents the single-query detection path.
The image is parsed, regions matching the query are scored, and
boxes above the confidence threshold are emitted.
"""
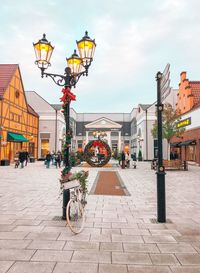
[60,87,76,103]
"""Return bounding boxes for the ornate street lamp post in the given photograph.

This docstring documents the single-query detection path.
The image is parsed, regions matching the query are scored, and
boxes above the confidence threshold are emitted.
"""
[33,31,96,219]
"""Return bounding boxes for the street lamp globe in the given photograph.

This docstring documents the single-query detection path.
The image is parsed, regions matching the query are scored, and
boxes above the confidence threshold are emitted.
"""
[33,34,54,70]
[76,31,96,66]
[67,49,83,75]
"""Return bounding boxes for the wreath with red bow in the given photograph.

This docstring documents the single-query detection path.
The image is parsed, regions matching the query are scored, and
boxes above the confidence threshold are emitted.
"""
[83,140,111,167]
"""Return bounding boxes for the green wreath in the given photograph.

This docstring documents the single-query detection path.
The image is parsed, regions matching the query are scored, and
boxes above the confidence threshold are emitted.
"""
[84,140,111,167]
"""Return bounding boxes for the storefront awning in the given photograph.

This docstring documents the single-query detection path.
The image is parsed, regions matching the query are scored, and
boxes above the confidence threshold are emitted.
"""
[7,132,29,142]
[179,140,196,146]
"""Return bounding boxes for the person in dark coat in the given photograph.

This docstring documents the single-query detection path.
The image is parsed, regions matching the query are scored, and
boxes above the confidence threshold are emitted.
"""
[121,151,126,169]
[24,150,29,166]
[14,152,20,168]
[55,151,62,168]
[19,150,26,168]
[45,152,52,168]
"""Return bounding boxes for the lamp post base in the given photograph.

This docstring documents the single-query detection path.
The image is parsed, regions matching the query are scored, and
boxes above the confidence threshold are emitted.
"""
[156,171,166,223]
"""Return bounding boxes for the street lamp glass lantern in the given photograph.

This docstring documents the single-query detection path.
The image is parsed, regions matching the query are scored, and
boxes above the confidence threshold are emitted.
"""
[67,49,82,75]
[33,34,54,69]
[76,31,96,66]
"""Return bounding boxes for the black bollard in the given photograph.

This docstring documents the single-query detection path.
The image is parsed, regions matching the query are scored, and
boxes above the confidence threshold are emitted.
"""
[183,160,188,171]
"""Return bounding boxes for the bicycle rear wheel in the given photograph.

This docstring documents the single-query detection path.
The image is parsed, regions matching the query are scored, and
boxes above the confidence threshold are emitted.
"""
[66,199,85,234]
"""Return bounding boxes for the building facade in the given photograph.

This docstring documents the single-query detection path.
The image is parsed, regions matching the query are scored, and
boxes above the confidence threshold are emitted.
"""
[0,64,39,163]
[26,91,65,159]
[26,87,179,162]
[171,72,200,165]
[75,113,131,154]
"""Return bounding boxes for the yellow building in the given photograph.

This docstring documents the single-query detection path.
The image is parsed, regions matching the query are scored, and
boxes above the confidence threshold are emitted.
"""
[0,64,39,164]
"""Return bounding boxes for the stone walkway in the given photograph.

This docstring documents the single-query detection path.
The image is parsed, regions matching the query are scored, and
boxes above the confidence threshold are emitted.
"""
[0,161,200,273]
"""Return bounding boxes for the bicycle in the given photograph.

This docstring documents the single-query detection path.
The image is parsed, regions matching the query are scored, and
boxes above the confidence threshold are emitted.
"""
[66,184,87,234]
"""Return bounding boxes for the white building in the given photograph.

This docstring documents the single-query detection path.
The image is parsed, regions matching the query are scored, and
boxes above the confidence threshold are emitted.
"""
[25,91,66,158]
[26,88,177,160]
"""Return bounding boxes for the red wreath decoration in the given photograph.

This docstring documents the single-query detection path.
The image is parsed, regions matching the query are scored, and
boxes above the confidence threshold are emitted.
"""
[93,140,104,148]
[84,140,111,167]
[60,87,76,103]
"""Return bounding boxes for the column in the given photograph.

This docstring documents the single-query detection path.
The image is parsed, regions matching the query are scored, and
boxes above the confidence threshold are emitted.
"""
[107,131,111,147]
[85,131,89,145]
[118,131,121,152]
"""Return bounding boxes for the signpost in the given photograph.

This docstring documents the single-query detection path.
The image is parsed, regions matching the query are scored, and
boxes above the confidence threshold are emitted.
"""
[156,63,171,223]
[161,63,171,102]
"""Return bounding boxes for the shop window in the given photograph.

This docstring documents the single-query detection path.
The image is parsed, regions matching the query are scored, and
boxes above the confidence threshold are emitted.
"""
[41,139,49,158]
[29,142,35,156]
[186,145,196,161]
[77,140,82,148]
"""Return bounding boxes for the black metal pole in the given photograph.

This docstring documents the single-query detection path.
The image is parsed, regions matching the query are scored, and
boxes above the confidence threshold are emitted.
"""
[62,100,71,220]
[156,72,166,223]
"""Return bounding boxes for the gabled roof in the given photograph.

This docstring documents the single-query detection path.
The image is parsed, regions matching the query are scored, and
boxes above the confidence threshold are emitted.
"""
[27,104,39,117]
[85,117,122,129]
[189,81,200,108]
[139,104,151,111]
[51,104,62,111]
[25,91,56,112]
[0,64,18,98]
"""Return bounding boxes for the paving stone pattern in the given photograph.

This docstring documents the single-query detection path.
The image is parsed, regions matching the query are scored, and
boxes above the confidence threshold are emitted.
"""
[0,161,200,272]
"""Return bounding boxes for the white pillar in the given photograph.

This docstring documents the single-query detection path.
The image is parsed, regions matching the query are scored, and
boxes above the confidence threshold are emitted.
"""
[86,131,89,145]
[107,131,111,147]
[118,131,121,152]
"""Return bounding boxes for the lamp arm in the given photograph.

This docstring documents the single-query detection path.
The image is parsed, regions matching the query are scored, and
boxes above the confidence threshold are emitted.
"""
[42,72,66,87]
[40,63,91,88]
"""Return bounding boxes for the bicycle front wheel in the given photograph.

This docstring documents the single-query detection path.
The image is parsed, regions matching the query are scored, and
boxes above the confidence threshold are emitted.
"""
[66,199,85,234]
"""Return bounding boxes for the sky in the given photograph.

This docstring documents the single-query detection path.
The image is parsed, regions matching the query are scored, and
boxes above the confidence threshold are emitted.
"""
[1,0,200,113]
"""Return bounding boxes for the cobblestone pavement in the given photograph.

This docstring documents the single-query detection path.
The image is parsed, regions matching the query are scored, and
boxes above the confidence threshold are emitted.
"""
[0,161,200,273]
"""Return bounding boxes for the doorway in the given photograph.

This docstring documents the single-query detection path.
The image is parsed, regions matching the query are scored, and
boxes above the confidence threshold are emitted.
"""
[41,139,49,158]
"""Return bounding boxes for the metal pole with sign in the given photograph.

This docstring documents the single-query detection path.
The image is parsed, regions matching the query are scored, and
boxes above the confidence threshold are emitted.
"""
[156,64,170,223]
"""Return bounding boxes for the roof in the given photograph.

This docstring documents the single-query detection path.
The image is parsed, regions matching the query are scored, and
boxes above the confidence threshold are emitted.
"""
[27,104,39,117]
[139,104,151,111]
[51,104,62,111]
[0,64,18,97]
[25,91,57,112]
[189,81,200,108]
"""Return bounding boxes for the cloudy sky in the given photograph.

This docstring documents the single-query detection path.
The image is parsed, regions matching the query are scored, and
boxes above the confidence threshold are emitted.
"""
[1,0,200,112]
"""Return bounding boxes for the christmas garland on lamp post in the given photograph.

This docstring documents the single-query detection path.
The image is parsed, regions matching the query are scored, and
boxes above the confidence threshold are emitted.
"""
[60,87,75,177]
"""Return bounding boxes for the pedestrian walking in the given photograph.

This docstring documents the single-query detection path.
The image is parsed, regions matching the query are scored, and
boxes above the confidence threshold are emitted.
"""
[19,150,25,168]
[55,151,62,168]
[45,152,52,168]
[121,151,126,169]
[125,151,131,168]
[51,151,55,165]
[24,150,29,166]
[14,152,20,168]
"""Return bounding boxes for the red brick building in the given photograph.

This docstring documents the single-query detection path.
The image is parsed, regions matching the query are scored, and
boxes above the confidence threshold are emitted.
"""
[171,72,200,165]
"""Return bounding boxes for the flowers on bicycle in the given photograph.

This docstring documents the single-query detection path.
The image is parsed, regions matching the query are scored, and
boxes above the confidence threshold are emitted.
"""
[60,170,89,193]
[60,171,73,182]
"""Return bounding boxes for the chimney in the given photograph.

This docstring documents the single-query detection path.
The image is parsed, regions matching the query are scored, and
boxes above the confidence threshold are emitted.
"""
[180,71,186,82]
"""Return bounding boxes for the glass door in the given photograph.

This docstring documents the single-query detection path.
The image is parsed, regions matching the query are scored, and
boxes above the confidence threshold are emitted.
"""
[41,139,49,158]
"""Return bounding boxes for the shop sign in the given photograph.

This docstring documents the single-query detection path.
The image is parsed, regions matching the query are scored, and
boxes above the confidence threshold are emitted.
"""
[176,117,191,128]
